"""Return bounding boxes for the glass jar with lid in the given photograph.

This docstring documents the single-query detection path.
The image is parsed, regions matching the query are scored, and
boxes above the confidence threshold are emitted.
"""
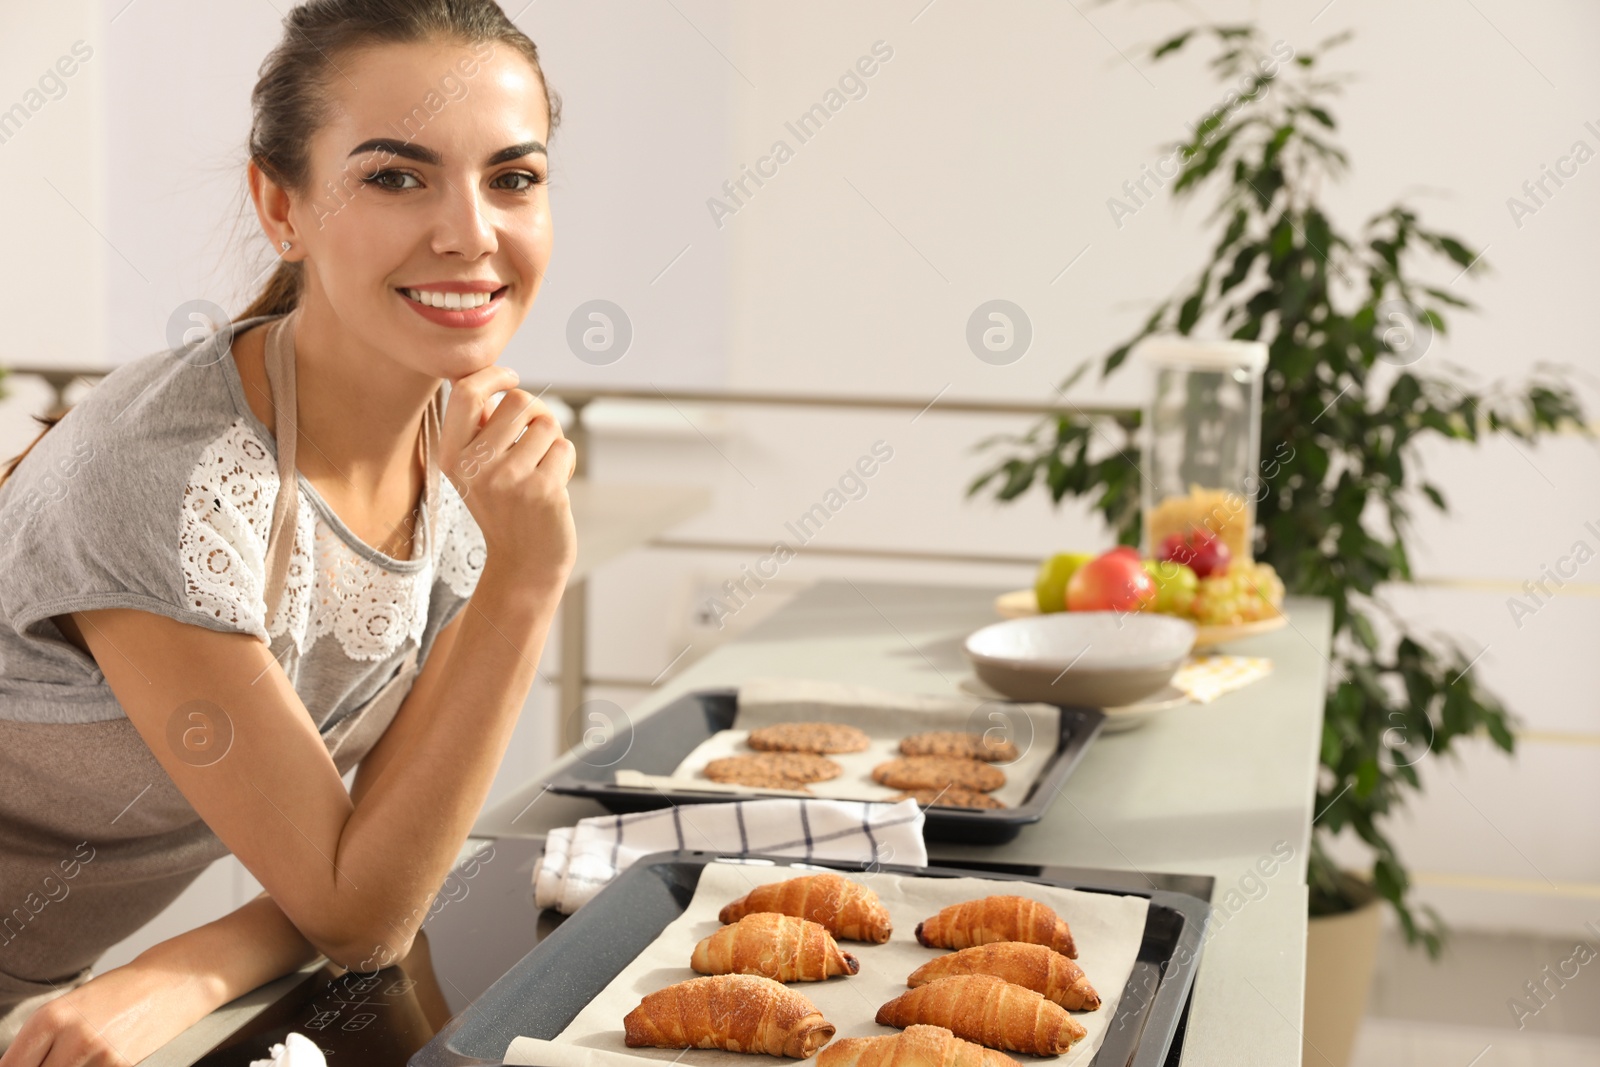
[1134,337,1268,564]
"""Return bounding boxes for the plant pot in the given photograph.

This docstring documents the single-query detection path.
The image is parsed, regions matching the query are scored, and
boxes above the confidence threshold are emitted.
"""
[1303,873,1382,1067]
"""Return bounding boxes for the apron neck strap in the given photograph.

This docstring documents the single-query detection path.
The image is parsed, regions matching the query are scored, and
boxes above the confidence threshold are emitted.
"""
[258,309,446,624]
[261,310,301,616]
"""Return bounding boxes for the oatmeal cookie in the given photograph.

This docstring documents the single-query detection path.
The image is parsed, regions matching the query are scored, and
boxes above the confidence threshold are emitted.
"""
[888,787,1007,810]
[871,756,1006,793]
[899,730,1019,762]
[747,722,871,754]
[705,753,843,788]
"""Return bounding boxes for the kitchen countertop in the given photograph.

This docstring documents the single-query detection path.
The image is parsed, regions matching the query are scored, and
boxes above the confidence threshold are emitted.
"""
[150,579,1330,1066]
[473,580,1332,1067]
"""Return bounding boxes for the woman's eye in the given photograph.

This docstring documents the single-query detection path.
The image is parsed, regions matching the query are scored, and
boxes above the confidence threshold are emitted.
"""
[360,169,546,193]
[365,169,420,191]
[494,170,548,192]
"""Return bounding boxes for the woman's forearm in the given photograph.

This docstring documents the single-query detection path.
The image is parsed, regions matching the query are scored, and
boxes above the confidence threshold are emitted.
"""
[329,563,560,964]
[133,891,321,1018]
[0,893,326,1067]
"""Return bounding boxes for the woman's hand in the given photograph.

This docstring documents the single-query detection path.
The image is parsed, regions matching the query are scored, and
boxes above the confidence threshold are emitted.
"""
[0,960,221,1067]
[439,366,577,592]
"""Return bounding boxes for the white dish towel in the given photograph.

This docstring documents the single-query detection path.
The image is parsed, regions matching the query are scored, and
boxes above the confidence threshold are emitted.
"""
[531,798,927,914]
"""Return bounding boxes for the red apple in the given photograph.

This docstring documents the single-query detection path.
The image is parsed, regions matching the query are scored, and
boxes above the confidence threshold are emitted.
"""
[1159,529,1232,579]
[1066,547,1158,612]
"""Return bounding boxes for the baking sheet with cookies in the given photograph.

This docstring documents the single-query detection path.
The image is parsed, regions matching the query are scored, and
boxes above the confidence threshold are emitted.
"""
[612,677,1063,809]
[502,860,1149,1067]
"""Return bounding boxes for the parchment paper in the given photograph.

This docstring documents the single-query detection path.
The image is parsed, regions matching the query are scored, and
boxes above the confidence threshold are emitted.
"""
[612,677,1062,810]
[504,860,1150,1067]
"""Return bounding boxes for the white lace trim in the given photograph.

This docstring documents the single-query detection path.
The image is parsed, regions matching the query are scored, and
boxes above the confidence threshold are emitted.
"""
[178,421,275,634]
[436,477,488,599]
[179,418,487,662]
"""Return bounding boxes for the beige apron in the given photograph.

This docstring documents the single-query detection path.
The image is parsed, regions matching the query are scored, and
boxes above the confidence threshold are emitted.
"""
[0,309,446,1035]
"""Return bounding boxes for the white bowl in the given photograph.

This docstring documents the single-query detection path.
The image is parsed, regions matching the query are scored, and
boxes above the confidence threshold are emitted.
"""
[963,612,1197,707]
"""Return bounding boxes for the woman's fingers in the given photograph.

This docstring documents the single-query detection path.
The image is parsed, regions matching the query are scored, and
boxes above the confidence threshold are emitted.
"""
[0,1010,49,1065]
[434,367,578,590]
[440,365,520,454]
[5,999,81,1067]
[473,388,563,463]
[440,370,573,498]
[536,434,578,484]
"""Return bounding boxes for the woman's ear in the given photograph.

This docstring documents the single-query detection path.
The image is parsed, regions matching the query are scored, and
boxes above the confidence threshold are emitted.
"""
[247,158,299,259]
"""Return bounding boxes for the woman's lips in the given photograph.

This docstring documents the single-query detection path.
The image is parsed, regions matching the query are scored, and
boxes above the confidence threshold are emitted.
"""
[397,285,509,328]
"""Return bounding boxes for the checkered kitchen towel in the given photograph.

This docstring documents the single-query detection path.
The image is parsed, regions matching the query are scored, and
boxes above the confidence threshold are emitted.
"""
[531,798,927,914]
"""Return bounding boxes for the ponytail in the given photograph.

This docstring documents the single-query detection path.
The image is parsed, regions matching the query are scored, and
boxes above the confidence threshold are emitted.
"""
[0,411,68,493]
[237,260,303,322]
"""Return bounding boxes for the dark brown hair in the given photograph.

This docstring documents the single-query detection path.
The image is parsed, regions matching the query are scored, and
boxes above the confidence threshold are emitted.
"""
[0,0,561,490]
[0,411,66,491]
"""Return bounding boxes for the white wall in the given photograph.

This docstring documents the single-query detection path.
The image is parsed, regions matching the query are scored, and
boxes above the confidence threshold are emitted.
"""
[3,0,1595,969]
[0,0,105,454]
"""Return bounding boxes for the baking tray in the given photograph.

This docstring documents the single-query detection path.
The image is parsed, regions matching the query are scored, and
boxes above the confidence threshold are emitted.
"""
[408,851,1210,1067]
[544,687,1105,844]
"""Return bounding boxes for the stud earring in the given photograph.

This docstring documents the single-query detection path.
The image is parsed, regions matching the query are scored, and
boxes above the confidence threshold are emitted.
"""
[281,241,291,252]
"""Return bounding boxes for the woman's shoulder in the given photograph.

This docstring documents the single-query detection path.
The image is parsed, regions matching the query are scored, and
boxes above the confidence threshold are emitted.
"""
[0,325,285,643]
[4,338,279,523]
[15,322,276,466]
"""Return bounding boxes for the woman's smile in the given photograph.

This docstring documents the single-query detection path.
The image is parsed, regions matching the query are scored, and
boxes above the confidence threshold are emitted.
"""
[396,281,512,328]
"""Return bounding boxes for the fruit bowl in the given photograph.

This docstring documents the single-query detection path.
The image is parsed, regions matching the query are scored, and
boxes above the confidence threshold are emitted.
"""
[993,588,1289,648]
[963,612,1197,707]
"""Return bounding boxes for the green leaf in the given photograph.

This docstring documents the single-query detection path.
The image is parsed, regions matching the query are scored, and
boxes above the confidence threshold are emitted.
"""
[1103,342,1134,378]
[1352,612,1379,651]
[1436,236,1479,268]
[1390,373,1421,412]
[1486,712,1515,752]
[1355,758,1380,798]
[1422,286,1471,309]
[998,459,1037,499]
[1220,245,1261,294]
[1270,216,1295,259]
[1151,30,1194,59]
[1173,130,1236,197]
[1218,208,1250,254]
[1056,360,1092,394]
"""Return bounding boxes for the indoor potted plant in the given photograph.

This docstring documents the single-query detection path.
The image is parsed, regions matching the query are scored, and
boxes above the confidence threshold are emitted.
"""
[967,23,1592,1066]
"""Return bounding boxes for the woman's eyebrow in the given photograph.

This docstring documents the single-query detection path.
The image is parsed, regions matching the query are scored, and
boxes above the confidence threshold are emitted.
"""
[346,139,548,166]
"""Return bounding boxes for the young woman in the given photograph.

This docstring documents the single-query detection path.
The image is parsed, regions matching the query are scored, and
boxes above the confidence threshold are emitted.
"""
[0,2,572,1062]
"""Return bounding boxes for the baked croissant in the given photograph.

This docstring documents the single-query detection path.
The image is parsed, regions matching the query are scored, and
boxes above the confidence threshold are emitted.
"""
[914,895,1077,958]
[623,974,836,1058]
[692,912,861,981]
[907,942,1100,1010]
[720,873,893,943]
[875,975,1087,1055]
[817,1024,1022,1067]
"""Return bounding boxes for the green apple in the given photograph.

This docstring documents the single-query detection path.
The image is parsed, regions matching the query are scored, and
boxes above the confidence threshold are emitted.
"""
[1034,552,1095,613]
[1143,559,1199,616]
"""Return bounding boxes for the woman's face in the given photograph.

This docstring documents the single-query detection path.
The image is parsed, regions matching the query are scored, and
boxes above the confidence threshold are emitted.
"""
[288,38,552,380]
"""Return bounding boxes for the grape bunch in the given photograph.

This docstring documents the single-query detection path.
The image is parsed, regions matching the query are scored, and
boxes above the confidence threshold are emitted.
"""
[1191,560,1286,626]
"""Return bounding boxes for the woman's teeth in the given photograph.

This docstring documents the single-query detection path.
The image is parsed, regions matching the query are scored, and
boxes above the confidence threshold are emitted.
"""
[403,288,495,310]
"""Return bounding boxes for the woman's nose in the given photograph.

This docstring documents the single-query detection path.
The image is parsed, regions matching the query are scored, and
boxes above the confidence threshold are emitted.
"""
[431,177,497,259]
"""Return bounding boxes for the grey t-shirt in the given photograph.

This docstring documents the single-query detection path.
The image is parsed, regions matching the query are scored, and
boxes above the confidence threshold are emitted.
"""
[0,313,487,729]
